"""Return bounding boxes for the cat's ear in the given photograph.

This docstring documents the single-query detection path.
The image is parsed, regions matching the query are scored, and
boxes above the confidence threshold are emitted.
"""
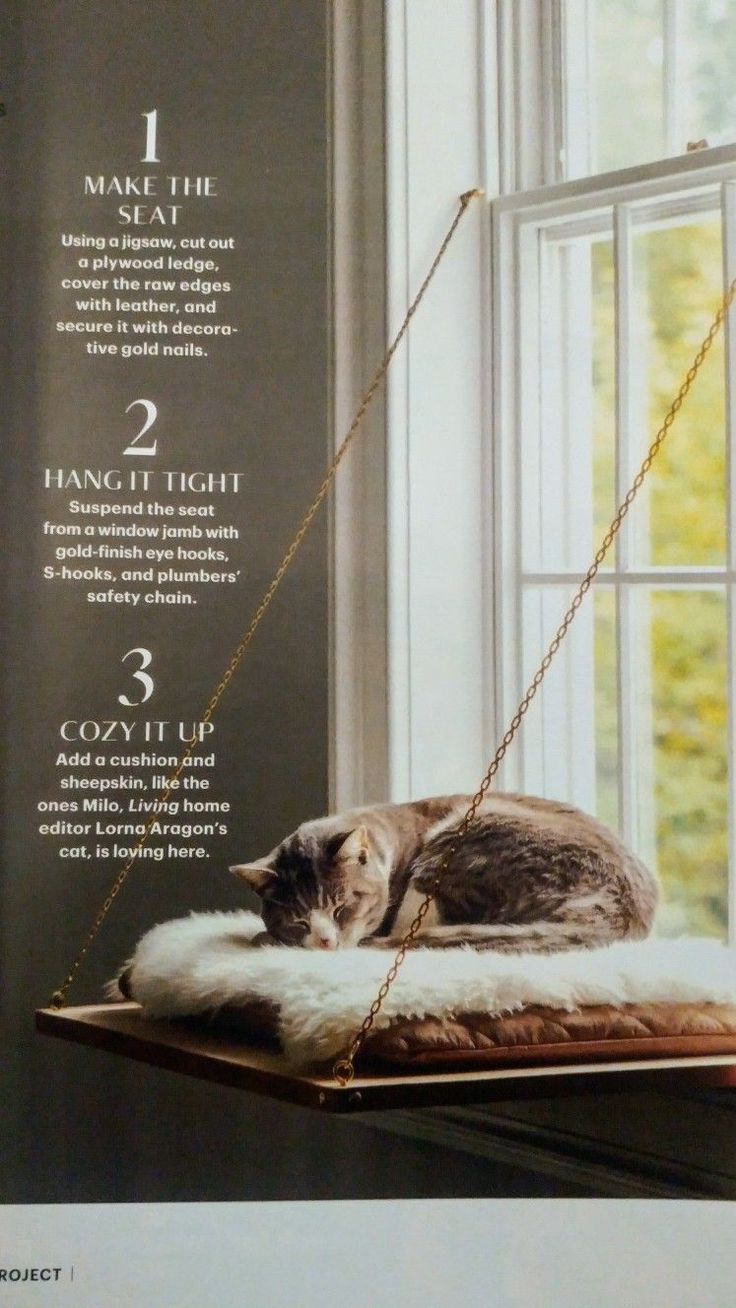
[329,825,370,867]
[229,862,276,894]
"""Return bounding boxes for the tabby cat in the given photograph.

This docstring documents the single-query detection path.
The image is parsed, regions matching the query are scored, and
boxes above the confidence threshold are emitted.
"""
[231,793,658,952]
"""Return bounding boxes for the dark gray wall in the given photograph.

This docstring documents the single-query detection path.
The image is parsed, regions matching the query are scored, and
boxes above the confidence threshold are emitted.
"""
[0,0,594,1205]
[0,0,330,1202]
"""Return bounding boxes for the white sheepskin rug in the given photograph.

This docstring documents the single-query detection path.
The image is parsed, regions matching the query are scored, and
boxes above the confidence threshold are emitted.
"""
[116,910,736,1066]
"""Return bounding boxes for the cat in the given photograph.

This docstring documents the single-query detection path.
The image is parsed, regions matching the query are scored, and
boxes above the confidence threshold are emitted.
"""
[230,793,659,953]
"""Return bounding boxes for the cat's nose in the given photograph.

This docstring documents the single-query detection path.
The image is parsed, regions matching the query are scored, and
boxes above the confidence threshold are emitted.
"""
[318,936,336,950]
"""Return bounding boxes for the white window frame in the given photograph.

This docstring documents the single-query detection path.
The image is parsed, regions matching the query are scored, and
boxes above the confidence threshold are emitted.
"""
[330,0,497,811]
[493,147,736,938]
[330,0,736,940]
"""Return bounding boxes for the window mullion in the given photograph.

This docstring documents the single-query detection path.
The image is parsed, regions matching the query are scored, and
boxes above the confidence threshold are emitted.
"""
[663,0,685,159]
[614,204,634,571]
[560,0,595,180]
[614,202,640,851]
[722,180,736,943]
[541,0,565,184]
[513,221,544,791]
[498,0,563,192]
[561,240,597,810]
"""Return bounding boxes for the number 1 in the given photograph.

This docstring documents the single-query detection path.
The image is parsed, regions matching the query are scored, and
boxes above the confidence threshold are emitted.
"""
[141,109,159,164]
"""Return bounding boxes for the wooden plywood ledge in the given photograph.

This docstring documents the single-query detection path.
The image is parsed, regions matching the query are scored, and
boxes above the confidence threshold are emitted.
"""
[36,1003,736,1114]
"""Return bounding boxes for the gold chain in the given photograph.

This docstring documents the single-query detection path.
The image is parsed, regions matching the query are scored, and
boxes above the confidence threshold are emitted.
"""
[332,271,736,1086]
[49,189,484,1010]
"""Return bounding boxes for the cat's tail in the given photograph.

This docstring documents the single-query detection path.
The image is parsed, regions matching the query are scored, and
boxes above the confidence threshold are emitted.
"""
[103,963,134,1000]
[384,921,638,953]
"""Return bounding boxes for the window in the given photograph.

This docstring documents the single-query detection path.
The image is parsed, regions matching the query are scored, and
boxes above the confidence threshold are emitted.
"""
[493,5,736,938]
[564,0,736,177]
[334,2,736,941]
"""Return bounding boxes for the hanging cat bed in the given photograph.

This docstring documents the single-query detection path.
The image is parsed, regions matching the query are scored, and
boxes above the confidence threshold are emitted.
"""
[36,191,736,1111]
[106,911,736,1071]
[37,914,736,1112]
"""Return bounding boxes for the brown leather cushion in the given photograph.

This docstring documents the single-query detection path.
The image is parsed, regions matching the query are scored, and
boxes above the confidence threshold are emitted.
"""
[359,1002,736,1069]
[209,999,736,1070]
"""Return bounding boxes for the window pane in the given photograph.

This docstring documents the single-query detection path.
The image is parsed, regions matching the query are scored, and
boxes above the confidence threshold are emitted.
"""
[592,0,664,173]
[631,215,726,566]
[581,0,736,177]
[519,581,728,935]
[645,588,729,936]
[520,584,616,822]
[683,0,736,150]
[533,214,727,572]
[524,233,615,573]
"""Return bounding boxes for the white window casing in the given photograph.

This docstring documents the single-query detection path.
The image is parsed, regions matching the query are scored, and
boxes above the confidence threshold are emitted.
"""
[331,0,497,809]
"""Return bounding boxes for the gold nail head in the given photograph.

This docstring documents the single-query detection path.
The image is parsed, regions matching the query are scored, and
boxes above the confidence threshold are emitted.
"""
[333,1058,355,1086]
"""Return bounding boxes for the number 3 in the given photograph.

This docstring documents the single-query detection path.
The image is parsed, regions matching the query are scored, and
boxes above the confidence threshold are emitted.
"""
[118,648,155,707]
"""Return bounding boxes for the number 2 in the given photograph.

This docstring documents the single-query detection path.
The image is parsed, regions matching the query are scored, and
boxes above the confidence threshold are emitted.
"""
[124,399,158,456]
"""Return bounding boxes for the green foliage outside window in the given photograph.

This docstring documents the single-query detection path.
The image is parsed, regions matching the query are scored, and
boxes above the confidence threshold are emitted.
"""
[591,221,728,936]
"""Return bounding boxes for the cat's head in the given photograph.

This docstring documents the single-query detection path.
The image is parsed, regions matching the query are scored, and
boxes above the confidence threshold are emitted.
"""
[230,824,387,948]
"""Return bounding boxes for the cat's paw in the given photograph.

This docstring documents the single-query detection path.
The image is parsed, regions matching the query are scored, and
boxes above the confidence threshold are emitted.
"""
[250,930,279,948]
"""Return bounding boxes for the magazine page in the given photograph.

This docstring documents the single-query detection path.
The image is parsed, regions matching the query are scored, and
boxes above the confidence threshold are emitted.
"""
[1,2,735,1303]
